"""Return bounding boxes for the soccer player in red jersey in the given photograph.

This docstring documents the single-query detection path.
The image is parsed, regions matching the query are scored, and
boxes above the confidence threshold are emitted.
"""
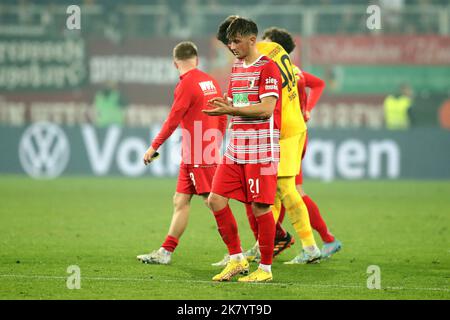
[213,17,320,267]
[262,27,342,259]
[203,17,282,282]
[137,41,227,264]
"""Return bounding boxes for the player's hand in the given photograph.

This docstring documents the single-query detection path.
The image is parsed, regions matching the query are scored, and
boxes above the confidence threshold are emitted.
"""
[203,94,233,116]
[143,146,157,165]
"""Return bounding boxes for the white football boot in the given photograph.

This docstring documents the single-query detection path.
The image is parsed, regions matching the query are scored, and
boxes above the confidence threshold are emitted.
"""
[137,247,172,265]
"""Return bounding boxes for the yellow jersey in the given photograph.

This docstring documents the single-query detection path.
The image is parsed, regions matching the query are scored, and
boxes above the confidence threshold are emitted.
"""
[257,42,306,139]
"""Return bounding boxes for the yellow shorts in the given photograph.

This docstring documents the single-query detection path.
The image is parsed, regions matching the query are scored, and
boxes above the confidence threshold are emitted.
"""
[277,132,306,177]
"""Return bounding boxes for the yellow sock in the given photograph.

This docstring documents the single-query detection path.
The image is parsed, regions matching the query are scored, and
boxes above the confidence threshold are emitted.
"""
[277,176,316,248]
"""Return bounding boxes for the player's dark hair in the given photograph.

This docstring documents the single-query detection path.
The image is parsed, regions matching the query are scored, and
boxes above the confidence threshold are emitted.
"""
[226,17,258,41]
[217,15,239,45]
[262,27,296,54]
[173,41,198,61]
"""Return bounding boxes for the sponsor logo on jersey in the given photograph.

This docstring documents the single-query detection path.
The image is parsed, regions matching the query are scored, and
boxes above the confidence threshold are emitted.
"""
[265,77,278,91]
[232,93,249,107]
[198,80,218,96]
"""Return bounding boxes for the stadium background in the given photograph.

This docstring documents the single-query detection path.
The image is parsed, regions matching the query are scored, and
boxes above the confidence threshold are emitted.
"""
[0,0,449,300]
[0,0,449,180]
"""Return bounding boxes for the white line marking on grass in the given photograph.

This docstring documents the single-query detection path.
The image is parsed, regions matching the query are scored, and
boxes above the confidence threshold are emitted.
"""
[0,274,449,292]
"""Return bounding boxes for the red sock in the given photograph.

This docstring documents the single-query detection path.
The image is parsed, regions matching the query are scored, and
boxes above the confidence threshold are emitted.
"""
[213,205,241,255]
[275,222,287,239]
[279,205,286,223]
[245,203,259,241]
[303,195,335,243]
[161,235,178,253]
[256,211,276,265]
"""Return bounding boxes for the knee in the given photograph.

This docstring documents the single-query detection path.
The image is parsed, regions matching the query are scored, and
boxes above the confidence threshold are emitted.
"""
[207,193,218,211]
[278,177,297,198]
[207,193,226,212]
[201,193,210,208]
[277,178,288,196]
[173,193,189,211]
[251,202,271,217]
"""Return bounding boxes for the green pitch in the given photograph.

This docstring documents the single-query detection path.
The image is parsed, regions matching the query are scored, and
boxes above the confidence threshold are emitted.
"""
[0,176,449,300]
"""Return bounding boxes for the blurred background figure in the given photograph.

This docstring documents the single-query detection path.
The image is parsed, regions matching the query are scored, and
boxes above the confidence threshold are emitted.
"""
[383,84,414,130]
[94,81,126,127]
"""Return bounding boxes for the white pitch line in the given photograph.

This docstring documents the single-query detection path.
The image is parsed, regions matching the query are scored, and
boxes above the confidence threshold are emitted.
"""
[0,274,449,293]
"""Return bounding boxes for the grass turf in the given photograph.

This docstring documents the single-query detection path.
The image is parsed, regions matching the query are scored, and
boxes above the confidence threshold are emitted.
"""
[0,176,449,299]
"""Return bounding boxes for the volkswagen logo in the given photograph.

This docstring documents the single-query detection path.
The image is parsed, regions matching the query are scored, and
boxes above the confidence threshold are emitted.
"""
[19,122,70,179]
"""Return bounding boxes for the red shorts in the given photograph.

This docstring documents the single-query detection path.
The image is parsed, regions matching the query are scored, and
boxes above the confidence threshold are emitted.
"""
[295,134,308,185]
[176,164,217,195]
[211,161,278,205]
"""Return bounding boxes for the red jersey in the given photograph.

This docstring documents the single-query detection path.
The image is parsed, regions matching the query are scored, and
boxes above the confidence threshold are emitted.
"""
[226,55,282,164]
[151,68,227,166]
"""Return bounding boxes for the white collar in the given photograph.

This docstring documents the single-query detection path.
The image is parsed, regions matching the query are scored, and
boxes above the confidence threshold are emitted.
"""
[242,55,263,68]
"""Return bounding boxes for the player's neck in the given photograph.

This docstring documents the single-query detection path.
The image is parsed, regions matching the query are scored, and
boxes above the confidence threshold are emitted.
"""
[243,49,261,66]
[178,65,196,76]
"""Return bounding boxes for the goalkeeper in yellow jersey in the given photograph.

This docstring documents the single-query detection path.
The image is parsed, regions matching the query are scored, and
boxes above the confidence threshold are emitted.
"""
[261,27,342,260]
[212,16,321,266]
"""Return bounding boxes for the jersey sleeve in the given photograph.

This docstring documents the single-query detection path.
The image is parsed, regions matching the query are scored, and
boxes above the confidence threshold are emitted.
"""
[303,71,326,112]
[259,61,281,100]
[151,82,192,150]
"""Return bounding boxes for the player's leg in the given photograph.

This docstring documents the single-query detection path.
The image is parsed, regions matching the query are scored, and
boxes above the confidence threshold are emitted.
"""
[278,203,286,224]
[209,192,249,281]
[165,166,216,243]
[208,192,241,258]
[213,201,261,266]
[242,203,261,262]
[239,163,277,282]
[245,202,259,241]
[137,192,194,264]
[277,176,320,264]
[277,133,321,264]
[160,191,194,253]
[271,194,294,258]
[273,195,286,238]
[251,202,275,277]
[209,163,249,281]
[296,133,342,259]
[297,184,342,259]
[137,164,196,264]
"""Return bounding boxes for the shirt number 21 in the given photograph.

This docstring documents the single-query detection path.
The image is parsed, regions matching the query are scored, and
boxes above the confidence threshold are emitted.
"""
[248,178,260,194]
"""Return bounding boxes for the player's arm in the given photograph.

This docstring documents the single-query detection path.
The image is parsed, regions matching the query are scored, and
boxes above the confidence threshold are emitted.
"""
[232,96,277,118]
[143,84,191,165]
[204,62,280,118]
[204,94,276,118]
[303,71,325,112]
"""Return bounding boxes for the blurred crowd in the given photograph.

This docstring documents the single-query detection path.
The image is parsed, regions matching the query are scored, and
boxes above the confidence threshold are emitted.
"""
[0,0,449,39]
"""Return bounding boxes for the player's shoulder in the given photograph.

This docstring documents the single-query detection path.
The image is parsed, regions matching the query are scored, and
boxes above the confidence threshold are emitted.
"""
[258,56,280,74]
[257,41,288,60]
[198,69,221,89]
[181,68,202,81]
[186,69,221,97]
[181,69,214,86]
